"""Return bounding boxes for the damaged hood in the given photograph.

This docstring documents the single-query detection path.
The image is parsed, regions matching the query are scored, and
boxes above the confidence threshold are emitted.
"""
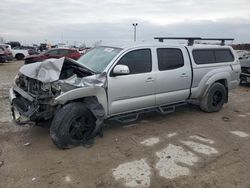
[19,58,65,83]
[19,57,96,83]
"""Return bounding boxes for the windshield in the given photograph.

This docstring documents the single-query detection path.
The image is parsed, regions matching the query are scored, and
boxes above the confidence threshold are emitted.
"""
[77,46,122,72]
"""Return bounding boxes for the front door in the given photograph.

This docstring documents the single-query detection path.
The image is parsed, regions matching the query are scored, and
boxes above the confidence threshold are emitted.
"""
[107,48,155,115]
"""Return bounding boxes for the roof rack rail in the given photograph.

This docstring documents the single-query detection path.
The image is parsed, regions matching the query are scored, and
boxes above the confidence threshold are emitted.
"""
[154,37,234,46]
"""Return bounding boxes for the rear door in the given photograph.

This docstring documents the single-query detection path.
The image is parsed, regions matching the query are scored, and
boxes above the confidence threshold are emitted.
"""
[107,48,156,115]
[155,47,192,105]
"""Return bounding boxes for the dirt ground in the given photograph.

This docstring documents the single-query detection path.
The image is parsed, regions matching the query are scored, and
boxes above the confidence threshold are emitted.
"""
[0,61,250,188]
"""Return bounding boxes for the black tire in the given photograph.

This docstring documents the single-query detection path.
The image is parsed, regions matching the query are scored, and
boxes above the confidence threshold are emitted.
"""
[15,54,25,60]
[200,82,227,112]
[50,102,96,149]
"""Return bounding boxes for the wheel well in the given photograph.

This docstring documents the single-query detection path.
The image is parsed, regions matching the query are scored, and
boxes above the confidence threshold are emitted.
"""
[63,96,106,118]
[15,53,24,58]
[215,79,227,88]
[215,79,228,103]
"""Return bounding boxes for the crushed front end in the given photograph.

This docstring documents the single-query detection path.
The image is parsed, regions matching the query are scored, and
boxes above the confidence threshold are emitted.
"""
[9,57,95,124]
[10,76,61,123]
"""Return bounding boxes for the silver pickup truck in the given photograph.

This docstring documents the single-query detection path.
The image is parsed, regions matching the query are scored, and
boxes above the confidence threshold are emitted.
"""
[9,38,241,149]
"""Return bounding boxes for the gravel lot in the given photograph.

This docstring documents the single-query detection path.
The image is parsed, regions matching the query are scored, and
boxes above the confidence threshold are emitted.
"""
[0,61,250,188]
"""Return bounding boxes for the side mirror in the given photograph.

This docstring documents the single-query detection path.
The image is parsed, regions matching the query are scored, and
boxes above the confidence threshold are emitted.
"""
[112,65,130,76]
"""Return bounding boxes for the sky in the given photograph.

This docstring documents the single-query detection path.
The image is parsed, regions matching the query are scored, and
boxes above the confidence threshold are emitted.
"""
[0,0,250,46]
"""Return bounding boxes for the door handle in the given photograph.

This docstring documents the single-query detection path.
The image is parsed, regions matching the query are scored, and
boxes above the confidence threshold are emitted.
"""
[180,73,189,78]
[146,77,154,82]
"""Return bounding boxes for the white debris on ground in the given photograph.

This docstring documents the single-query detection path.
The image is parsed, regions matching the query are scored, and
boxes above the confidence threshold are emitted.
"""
[113,159,151,187]
[167,132,177,138]
[180,140,218,155]
[230,131,249,138]
[155,144,199,179]
[140,137,160,146]
[189,135,215,144]
[65,175,71,182]
[238,114,247,118]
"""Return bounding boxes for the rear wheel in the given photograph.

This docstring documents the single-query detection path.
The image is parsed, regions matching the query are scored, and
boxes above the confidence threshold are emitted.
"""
[200,82,227,112]
[50,102,96,149]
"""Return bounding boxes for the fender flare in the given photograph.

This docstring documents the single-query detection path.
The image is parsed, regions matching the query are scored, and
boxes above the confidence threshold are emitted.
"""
[194,72,230,99]
[55,86,108,116]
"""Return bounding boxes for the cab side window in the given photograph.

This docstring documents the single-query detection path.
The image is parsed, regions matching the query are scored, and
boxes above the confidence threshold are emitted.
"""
[117,49,152,74]
[157,48,184,71]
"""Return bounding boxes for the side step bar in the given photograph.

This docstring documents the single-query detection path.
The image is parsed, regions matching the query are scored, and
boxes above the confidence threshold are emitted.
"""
[109,102,187,124]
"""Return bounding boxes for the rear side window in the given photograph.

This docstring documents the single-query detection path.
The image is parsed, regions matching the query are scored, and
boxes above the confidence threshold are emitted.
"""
[117,49,152,74]
[214,50,234,62]
[157,48,184,70]
[193,49,234,64]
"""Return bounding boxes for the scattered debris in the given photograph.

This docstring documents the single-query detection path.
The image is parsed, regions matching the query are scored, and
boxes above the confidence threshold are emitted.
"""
[113,159,151,187]
[65,175,71,182]
[238,114,247,118]
[230,131,249,138]
[167,132,177,138]
[233,148,239,152]
[180,140,218,155]
[31,177,36,181]
[23,142,31,146]
[140,137,160,146]
[155,144,199,179]
[189,135,215,144]
[222,116,230,121]
[0,160,4,167]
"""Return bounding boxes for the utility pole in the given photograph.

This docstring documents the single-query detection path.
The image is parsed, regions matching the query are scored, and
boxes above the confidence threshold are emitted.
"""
[132,23,138,41]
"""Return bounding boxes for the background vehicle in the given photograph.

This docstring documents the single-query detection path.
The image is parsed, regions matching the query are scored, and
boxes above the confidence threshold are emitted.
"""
[4,42,29,60]
[0,46,7,63]
[14,46,39,55]
[236,50,250,83]
[0,44,13,61]
[6,41,21,49]
[24,48,81,64]
[10,37,241,149]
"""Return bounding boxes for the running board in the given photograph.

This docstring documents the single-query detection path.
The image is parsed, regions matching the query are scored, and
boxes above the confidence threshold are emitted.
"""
[109,102,187,124]
[158,105,175,114]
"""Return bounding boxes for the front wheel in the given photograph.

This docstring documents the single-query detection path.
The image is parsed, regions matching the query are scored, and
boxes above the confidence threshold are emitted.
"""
[50,102,96,149]
[200,83,227,112]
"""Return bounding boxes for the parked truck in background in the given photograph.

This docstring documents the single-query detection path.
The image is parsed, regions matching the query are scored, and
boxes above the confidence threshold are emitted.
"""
[9,37,241,149]
[236,50,250,84]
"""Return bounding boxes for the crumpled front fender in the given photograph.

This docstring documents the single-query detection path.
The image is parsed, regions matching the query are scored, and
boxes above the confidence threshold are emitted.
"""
[55,86,108,115]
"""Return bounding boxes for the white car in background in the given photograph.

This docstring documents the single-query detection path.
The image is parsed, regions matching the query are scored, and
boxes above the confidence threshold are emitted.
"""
[0,44,29,60]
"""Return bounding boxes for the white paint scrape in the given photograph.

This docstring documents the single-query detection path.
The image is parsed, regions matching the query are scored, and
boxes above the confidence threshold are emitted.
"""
[180,140,218,155]
[167,132,177,138]
[189,135,215,144]
[155,144,199,179]
[112,159,151,187]
[140,137,160,146]
[230,131,249,138]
